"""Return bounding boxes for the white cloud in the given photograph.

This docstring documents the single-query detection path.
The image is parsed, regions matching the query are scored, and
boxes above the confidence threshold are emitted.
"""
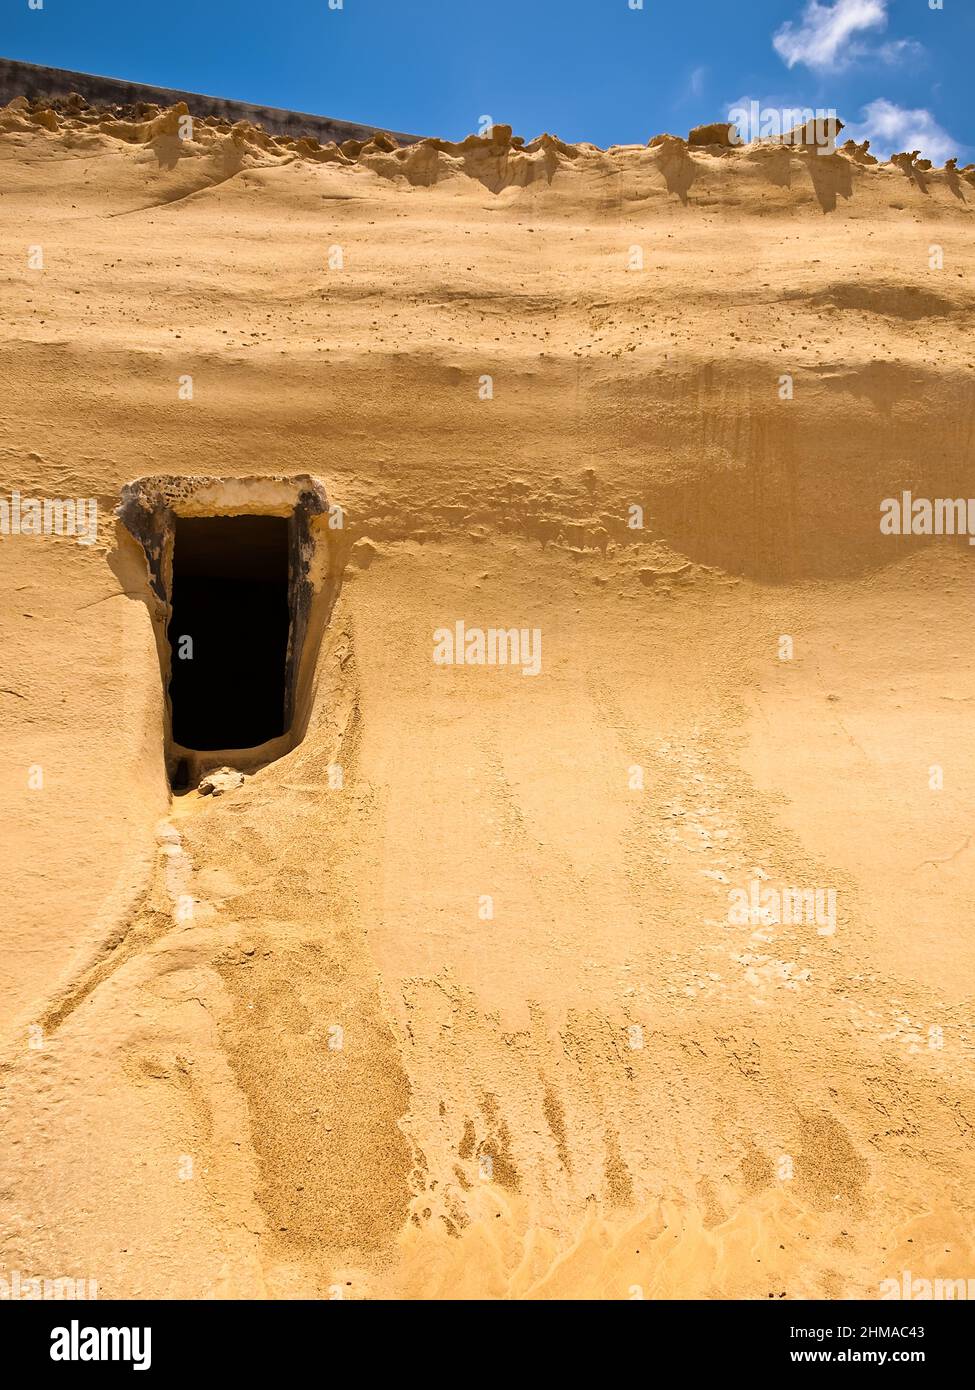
[773,0,904,73]
[689,66,707,99]
[876,38,924,67]
[848,98,960,163]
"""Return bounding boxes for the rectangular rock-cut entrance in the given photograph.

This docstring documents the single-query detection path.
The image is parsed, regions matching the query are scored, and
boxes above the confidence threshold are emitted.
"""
[167,515,290,751]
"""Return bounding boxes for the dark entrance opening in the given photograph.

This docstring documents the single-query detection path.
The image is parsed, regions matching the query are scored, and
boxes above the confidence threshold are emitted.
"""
[168,515,290,751]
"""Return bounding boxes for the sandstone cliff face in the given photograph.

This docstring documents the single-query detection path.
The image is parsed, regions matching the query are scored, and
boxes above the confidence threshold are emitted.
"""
[1,102,973,1299]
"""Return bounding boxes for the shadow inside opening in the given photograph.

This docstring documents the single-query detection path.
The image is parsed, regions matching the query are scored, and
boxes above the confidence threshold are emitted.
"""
[167,515,290,751]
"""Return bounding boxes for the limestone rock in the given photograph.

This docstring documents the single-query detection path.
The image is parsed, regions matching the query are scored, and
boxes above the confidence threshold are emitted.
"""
[198,766,244,797]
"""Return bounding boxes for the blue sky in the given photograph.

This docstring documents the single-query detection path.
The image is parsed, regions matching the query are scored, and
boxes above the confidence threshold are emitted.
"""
[2,0,970,161]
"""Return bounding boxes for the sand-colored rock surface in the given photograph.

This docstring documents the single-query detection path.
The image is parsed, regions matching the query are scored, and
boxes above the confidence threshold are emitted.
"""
[1,98,974,1300]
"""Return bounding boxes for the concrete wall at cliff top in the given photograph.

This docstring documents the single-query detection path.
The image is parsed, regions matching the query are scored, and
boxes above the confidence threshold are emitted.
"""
[0,56,423,145]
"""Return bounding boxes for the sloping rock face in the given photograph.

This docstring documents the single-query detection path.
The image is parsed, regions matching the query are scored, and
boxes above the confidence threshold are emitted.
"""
[1,100,974,1300]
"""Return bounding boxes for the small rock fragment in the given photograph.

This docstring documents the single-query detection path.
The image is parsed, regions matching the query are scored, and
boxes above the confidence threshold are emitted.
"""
[199,766,244,797]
